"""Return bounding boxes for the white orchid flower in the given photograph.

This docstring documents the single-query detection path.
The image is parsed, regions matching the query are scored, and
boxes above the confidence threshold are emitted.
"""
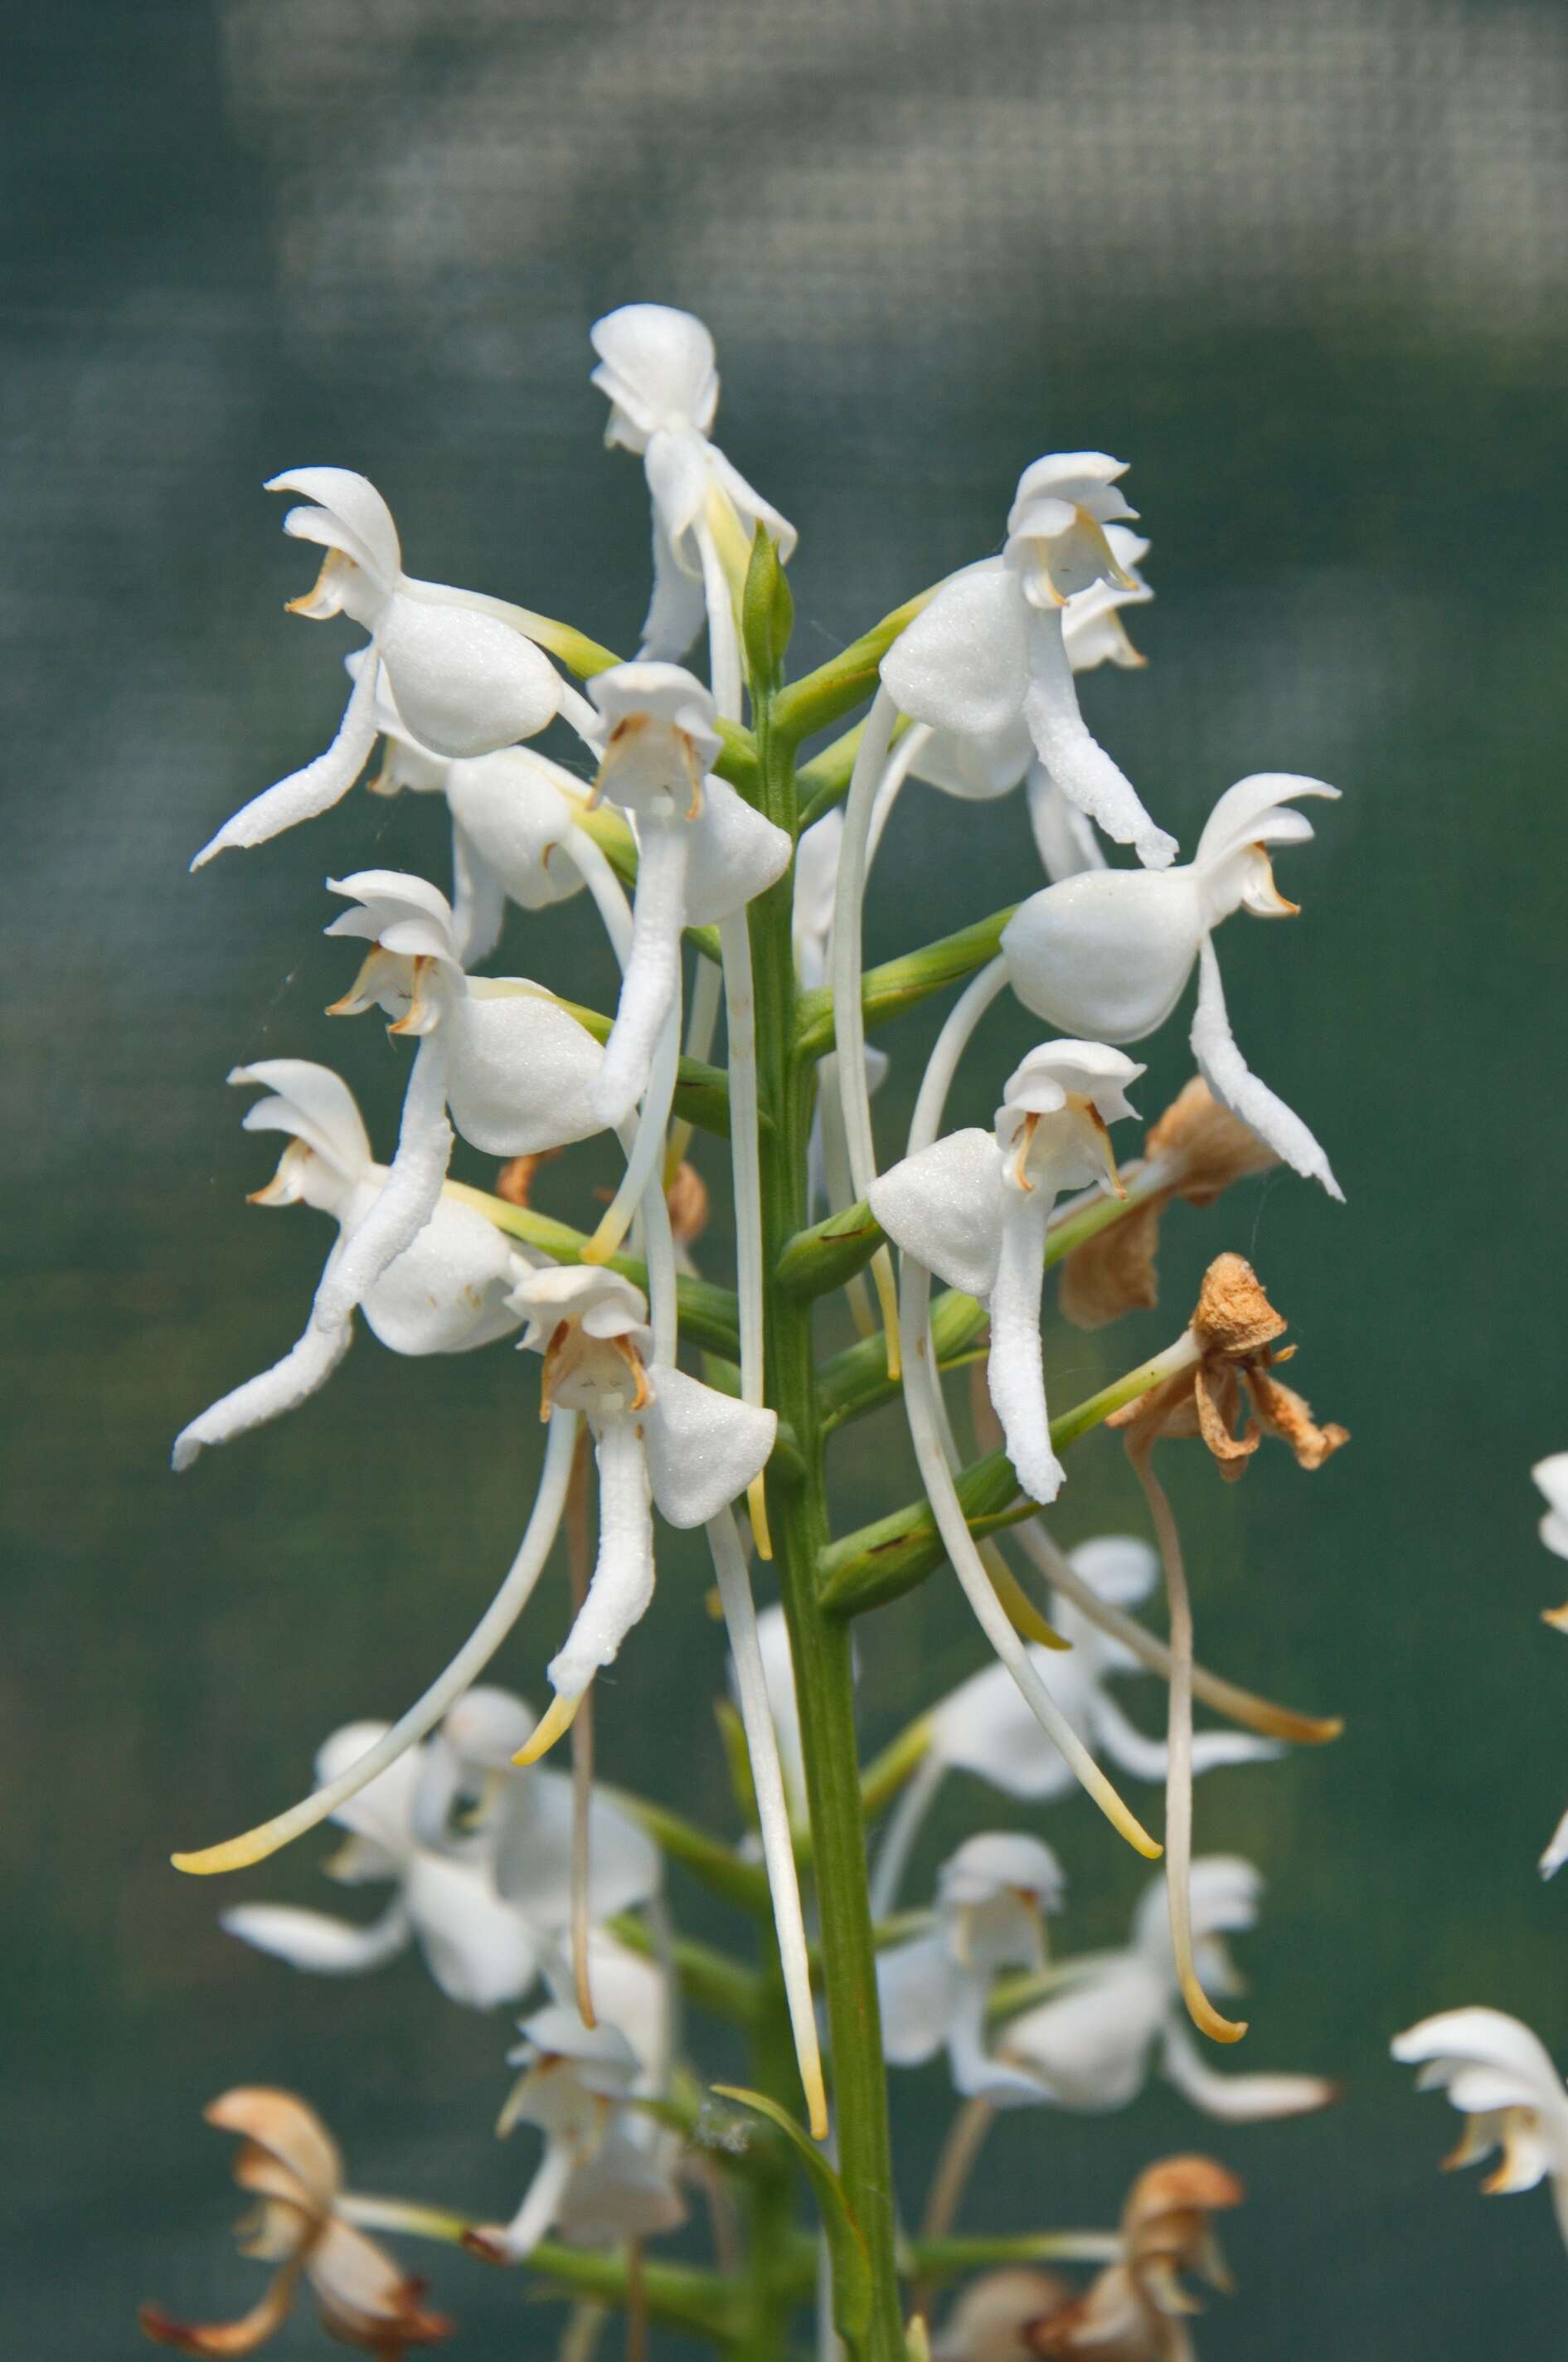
[1001,775,1343,1197]
[219,1688,660,2012]
[881,469,1174,869]
[905,522,1153,877]
[878,1833,1066,2106]
[510,1266,775,1740]
[172,1059,530,1470]
[193,467,590,868]
[584,663,789,1133]
[999,1859,1335,2122]
[591,304,796,714]
[357,656,629,967]
[479,2006,687,2262]
[869,1539,1278,1918]
[871,1040,1144,1504]
[1393,2006,1568,2249]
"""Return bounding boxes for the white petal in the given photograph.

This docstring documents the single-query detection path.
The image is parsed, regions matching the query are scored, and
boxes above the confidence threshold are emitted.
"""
[869,1129,1005,1300]
[590,815,688,1130]
[1069,1535,1161,1609]
[234,1060,371,1183]
[880,561,1029,740]
[379,593,562,756]
[645,425,716,544]
[640,506,708,659]
[999,1956,1166,2109]
[930,1652,1085,1801]
[910,717,1033,802]
[447,990,605,1155]
[403,1852,541,2007]
[221,1898,413,1976]
[312,1033,454,1331]
[1001,868,1202,1042]
[1392,2008,1568,2118]
[547,1420,656,1699]
[171,1305,352,1469]
[643,1367,776,1528]
[877,1934,959,2066]
[1191,934,1342,1198]
[449,821,507,967]
[266,466,403,586]
[1193,774,1339,872]
[946,1976,1051,2108]
[445,749,585,915]
[495,1768,661,1925]
[313,1719,421,1856]
[191,654,380,868]
[1020,607,1177,868]
[683,780,794,922]
[1535,1455,1568,1555]
[1160,2015,1334,2121]
[1090,1690,1279,1785]
[1541,1802,1568,1879]
[359,1193,522,1356]
[590,304,720,444]
[987,1192,1061,1503]
[1027,768,1107,880]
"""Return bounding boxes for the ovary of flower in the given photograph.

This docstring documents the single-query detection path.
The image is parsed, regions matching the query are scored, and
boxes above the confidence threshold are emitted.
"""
[218,1688,660,2013]
[478,2007,686,2262]
[999,1859,1336,2124]
[877,1832,1067,2106]
[192,467,584,868]
[1393,2006,1568,2249]
[358,655,610,966]
[511,1265,777,1719]
[590,304,796,712]
[138,2087,453,2358]
[881,463,1176,869]
[1001,774,1343,1198]
[585,663,791,1132]
[868,1538,1279,1920]
[871,1041,1144,1504]
[172,1059,528,1470]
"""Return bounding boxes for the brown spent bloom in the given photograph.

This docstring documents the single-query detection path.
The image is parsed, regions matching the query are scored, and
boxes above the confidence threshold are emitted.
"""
[1025,2156,1244,2362]
[1108,1251,1348,1482]
[494,1149,560,1208]
[1059,1081,1279,1330]
[931,2267,1076,2362]
[665,1159,711,1247]
[139,2088,452,2358]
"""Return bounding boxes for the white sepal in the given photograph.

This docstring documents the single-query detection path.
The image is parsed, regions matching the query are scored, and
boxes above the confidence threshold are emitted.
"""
[642,1367,777,1529]
[881,562,1028,741]
[1001,868,1203,1042]
[869,1128,1006,1300]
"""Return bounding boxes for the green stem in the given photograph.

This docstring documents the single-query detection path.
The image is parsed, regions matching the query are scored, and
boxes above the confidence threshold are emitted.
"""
[750,649,906,2362]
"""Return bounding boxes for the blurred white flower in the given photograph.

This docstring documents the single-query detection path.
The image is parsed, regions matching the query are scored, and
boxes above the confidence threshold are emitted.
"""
[1001,775,1342,1196]
[878,1832,1066,2103]
[999,1859,1336,2122]
[869,1539,1277,1917]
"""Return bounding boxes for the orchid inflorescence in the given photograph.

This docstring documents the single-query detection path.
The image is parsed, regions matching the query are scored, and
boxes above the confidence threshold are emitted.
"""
[148,303,1368,2361]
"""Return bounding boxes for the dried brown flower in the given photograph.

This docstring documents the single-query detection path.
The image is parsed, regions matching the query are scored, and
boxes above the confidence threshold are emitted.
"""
[1058,1081,1279,1330]
[494,1149,560,1208]
[1025,2155,1244,2361]
[666,1159,711,1246]
[139,2089,451,2357]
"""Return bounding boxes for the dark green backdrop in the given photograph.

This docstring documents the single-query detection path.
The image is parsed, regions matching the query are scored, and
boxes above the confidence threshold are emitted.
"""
[6,1,1568,2352]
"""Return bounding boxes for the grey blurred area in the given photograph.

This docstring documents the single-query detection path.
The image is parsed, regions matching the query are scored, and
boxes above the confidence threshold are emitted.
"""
[5,0,1568,2353]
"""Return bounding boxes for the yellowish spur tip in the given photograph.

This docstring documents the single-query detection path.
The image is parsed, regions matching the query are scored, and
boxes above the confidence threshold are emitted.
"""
[747,1475,774,1563]
[580,1206,625,1267]
[512,1689,582,1767]
[870,1245,902,1382]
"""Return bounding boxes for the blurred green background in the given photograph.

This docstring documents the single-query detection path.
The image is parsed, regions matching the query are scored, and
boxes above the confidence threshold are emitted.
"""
[6,0,1568,2352]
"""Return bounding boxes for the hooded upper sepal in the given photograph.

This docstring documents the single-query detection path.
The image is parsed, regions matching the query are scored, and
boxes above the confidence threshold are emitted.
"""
[642,1367,777,1529]
[868,1129,1006,1300]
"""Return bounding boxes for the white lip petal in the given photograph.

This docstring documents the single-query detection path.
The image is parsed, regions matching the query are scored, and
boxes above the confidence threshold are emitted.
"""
[986,1192,1062,1504]
[191,654,381,868]
[877,1932,959,2067]
[1019,605,1177,868]
[1191,934,1342,1199]
[880,561,1030,741]
[221,1899,414,1977]
[171,1309,353,1470]
[546,1419,657,1699]
[1159,2015,1334,2122]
